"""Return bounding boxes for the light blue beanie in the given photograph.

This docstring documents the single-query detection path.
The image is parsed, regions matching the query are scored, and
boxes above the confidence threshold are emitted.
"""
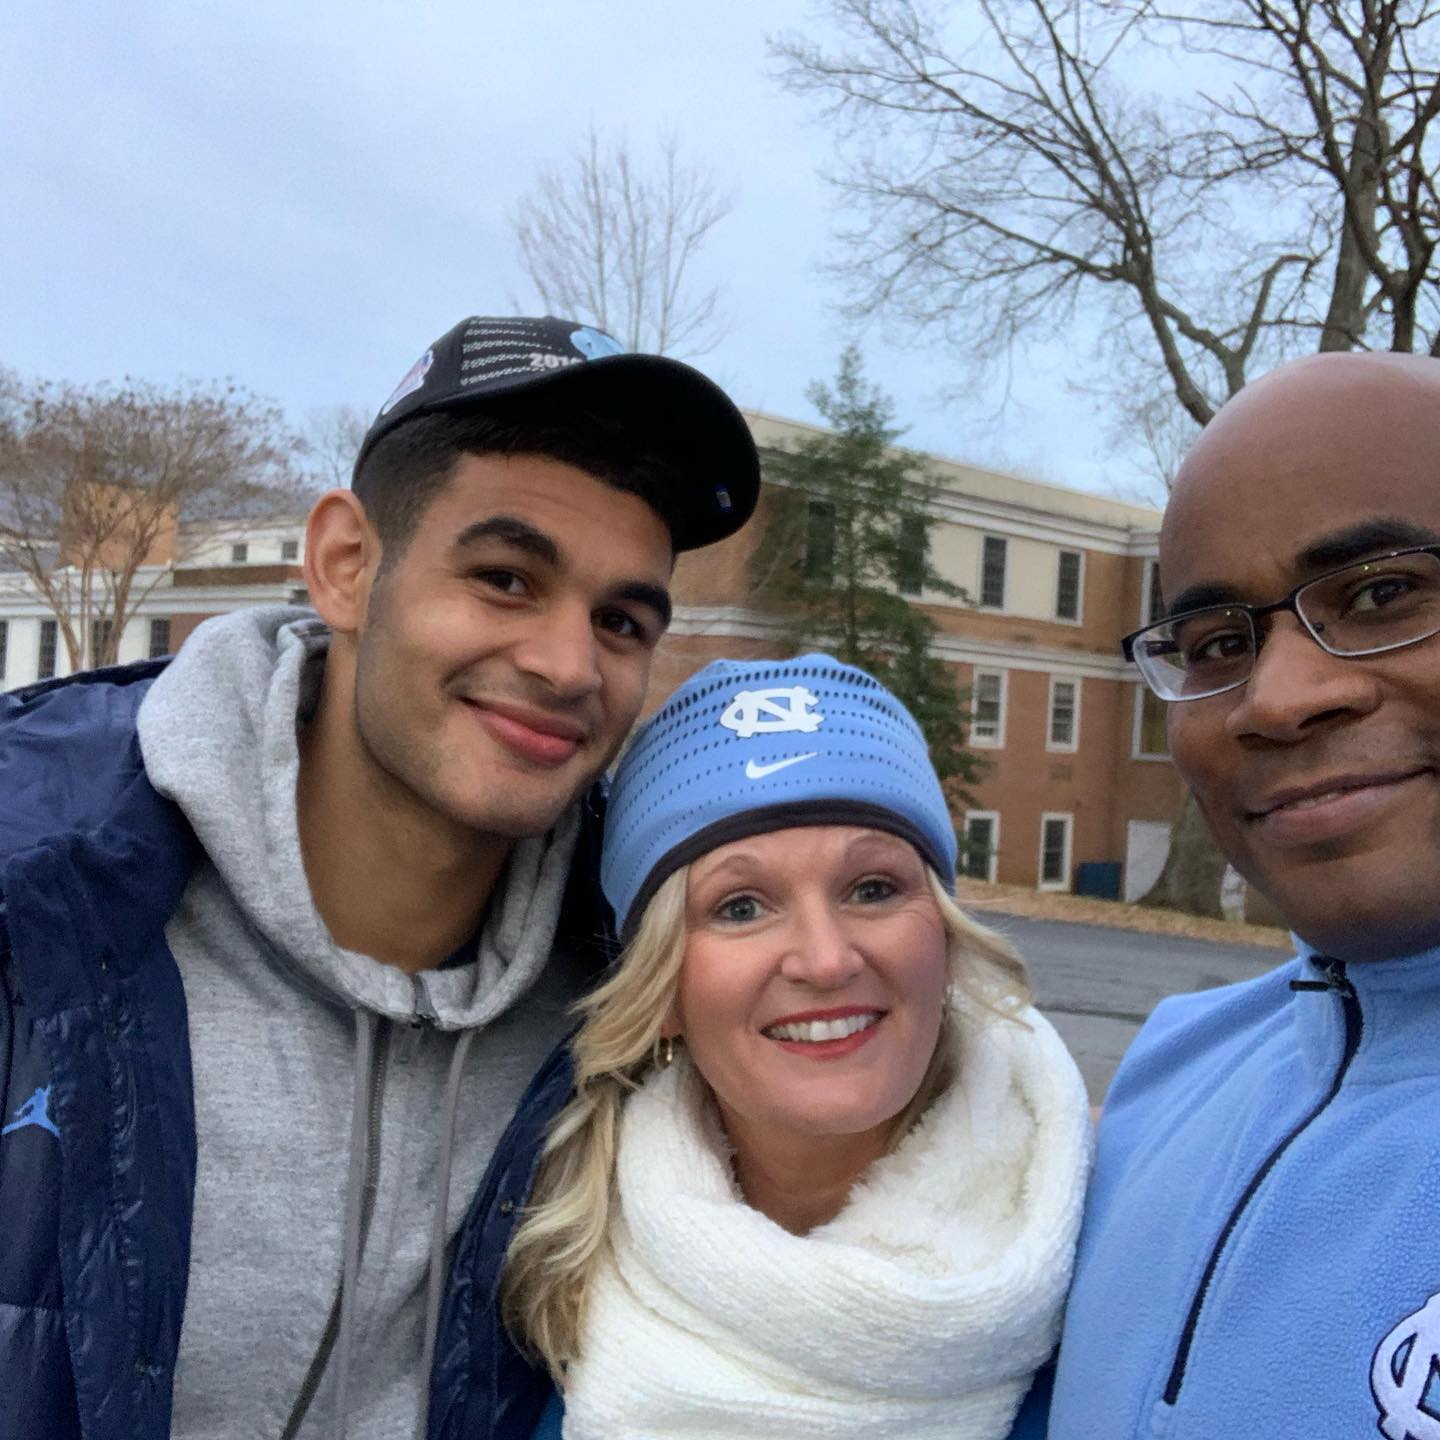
[601,654,958,937]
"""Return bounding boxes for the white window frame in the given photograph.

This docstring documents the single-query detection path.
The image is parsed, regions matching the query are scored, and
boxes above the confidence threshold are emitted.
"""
[961,811,1000,883]
[1055,548,1085,624]
[1038,812,1074,892]
[969,668,1008,749]
[1046,675,1081,753]
[979,534,1008,610]
[1131,684,1171,761]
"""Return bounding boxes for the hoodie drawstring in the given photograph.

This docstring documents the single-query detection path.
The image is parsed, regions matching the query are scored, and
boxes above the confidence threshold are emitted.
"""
[333,1009,378,1440]
[416,1025,478,1437]
[319,1010,477,1440]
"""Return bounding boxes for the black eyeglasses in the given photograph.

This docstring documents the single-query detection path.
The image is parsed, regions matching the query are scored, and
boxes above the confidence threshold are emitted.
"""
[1123,545,1440,701]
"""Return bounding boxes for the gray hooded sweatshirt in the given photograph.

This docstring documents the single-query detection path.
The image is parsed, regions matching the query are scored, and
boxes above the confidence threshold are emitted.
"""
[136,607,593,1440]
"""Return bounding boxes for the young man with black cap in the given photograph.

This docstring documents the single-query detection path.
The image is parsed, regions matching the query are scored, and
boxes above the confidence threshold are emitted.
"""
[0,316,759,1440]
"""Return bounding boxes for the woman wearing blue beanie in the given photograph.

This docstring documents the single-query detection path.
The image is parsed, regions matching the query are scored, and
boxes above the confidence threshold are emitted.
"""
[500,655,1091,1439]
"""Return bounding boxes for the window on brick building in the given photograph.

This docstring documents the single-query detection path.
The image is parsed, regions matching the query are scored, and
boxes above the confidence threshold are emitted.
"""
[37,620,57,680]
[970,669,1006,747]
[803,500,835,579]
[1048,677,1080,750]
[281,539,299,562]
[1056,550,1083,620]
[1039,813,1073,890]
[1131,561,1171,759]
[962,812,999,882]
[1146,559,1165,623]
[980,536,1007,608]
[149,618,172,659]
[895,514,926,596]
[1135,687,1169,758]
[231,542,249,564]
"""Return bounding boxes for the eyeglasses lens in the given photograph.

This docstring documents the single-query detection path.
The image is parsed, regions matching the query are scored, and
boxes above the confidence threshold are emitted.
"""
[1135,550,1440,700]
[1300,550,1440,655]
[1138,609,1254,699]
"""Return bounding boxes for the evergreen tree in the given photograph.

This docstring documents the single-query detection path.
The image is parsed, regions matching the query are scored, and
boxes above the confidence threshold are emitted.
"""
[753,348,985,813]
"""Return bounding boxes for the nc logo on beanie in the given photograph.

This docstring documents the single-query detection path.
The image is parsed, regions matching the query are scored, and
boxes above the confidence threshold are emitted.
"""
[601,655,959,937]
[719,686,824,739]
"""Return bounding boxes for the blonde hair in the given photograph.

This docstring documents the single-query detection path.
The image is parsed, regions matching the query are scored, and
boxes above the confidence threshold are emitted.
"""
[501,862,1031,1378]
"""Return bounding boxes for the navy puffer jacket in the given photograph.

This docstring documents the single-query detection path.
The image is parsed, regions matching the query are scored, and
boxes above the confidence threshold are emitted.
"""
[0,662,593,1440]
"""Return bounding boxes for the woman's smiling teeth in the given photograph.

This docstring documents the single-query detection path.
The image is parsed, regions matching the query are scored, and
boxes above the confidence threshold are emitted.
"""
[763,1012,883,1043]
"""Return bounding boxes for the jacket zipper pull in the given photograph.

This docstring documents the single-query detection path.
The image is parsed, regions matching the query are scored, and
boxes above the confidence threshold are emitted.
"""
[1166,954,1363,1408]
[1289,956,1353,995]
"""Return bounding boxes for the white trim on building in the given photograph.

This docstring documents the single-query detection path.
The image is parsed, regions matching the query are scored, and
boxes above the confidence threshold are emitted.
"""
[745,410,1164,556]
[665,606,1136,682]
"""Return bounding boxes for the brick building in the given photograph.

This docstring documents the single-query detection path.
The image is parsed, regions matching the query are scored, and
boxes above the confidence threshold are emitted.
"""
[651,414,1180,895]
[0,412,1182,894]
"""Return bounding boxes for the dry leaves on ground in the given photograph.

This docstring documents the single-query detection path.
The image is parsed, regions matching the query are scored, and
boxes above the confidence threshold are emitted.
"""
[954,878,1292,950]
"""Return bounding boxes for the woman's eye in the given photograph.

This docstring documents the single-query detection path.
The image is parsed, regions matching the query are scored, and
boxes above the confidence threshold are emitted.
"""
[714,894,763,924]
[852,876,898,904]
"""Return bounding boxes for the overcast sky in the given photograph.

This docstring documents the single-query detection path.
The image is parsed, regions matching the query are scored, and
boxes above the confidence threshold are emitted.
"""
[2,1,1147,498]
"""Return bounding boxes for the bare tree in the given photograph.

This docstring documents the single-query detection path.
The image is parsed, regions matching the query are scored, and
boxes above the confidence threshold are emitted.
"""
[0,373,307,671]
[512,127,734,357]
[303,402,370,490]
[775,0,1440,915]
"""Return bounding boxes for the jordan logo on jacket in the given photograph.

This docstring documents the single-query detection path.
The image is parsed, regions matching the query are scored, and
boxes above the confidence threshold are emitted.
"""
[2,1086,59,1139]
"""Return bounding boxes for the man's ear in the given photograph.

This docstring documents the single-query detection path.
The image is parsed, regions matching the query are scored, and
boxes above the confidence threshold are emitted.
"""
[304,490,381,635]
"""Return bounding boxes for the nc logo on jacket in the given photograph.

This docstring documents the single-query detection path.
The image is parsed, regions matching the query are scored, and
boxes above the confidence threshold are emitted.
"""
[1372,1290,1440,1440]
[720,686,823,739]
[1,1086,59,1140]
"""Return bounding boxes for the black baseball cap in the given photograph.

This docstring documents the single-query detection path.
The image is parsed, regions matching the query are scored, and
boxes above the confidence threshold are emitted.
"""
[353,316,760,551]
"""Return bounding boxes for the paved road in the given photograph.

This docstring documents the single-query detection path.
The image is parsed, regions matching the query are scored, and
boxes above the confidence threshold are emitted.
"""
[979,913,1286,1103]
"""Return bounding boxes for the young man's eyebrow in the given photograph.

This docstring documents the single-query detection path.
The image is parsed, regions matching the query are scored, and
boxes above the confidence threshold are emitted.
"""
[450,516,561,566]
[450,516,671,625]
[616,581,672,629]
[1296,518,1440,571]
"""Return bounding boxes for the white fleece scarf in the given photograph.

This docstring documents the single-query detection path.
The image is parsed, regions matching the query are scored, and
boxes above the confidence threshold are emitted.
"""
[562,1004,1092,1439]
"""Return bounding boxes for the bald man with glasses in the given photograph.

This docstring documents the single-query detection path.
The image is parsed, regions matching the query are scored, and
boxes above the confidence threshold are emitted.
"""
[1048,352,1440,1440]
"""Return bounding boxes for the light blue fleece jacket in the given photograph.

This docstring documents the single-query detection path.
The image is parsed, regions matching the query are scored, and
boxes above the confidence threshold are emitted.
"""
[1049,939,1440,1440]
